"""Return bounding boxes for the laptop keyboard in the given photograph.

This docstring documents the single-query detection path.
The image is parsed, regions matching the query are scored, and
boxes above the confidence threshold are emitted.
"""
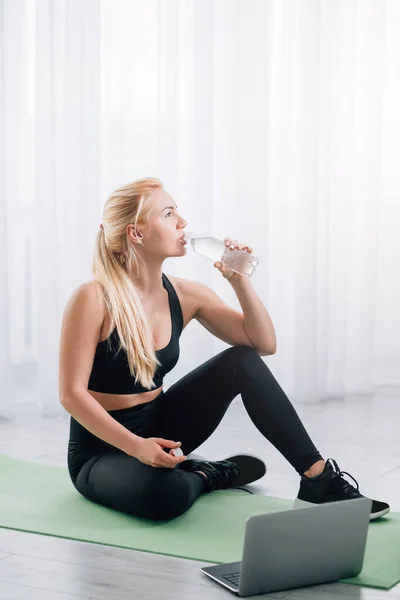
[222,571,241,587]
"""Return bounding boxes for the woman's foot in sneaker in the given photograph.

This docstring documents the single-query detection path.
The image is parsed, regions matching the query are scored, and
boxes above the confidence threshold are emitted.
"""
[179,454,266,492]
[293,458,390,521]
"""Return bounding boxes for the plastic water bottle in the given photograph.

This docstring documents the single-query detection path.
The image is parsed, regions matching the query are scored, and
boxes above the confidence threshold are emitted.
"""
[183,232,259,278]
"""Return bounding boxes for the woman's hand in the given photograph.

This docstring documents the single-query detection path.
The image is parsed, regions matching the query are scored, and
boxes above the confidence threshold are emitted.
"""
[134,437,187,468]
[214,237,253,283]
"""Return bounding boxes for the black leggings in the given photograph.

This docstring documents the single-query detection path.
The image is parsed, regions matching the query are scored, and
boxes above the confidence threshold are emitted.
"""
[67,345,323,520]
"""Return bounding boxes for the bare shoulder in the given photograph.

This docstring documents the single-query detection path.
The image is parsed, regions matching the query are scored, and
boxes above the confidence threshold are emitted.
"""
[76,279,106,306]
[64,280,106,320]
[166,274,206,296]
[166,274,212,317]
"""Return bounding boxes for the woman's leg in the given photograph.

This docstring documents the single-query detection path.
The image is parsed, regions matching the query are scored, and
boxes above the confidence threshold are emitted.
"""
[67,402,209,521]
[71,450,206,520]
[146,345,323,476]
[67,344,322,521]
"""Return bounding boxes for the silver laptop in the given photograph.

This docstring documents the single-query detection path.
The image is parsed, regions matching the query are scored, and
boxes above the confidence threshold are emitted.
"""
[201,497,372,597]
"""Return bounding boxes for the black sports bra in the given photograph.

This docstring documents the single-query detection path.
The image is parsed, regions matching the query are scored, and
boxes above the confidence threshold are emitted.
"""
[87,273,184,394]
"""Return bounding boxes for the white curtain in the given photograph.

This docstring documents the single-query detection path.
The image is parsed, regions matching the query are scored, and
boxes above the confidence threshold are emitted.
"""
[1,0,399,421]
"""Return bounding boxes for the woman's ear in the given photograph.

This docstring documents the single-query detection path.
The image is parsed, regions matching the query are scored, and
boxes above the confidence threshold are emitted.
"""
[127,223,143,242]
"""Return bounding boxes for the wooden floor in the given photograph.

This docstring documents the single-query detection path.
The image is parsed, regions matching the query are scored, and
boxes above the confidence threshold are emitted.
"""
[1,391,399,599]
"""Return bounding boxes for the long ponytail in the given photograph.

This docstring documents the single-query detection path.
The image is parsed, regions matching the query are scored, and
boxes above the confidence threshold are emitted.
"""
[92,177,163,390]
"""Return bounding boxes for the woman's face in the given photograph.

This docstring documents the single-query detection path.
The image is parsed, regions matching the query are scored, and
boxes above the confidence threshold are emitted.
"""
[134,188,188,258]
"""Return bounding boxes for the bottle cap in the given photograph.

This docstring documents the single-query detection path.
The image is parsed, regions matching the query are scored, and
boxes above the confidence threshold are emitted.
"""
[171,447,184,457]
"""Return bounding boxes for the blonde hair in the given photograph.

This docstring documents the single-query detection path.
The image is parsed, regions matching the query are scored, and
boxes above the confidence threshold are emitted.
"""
[92,177,164,390]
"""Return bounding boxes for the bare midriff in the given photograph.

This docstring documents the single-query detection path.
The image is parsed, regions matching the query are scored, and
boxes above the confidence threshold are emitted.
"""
[87,385,164,412]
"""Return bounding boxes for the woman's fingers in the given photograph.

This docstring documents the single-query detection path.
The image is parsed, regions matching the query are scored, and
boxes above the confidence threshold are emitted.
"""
[159,451,186,468]
[223,237,252,253]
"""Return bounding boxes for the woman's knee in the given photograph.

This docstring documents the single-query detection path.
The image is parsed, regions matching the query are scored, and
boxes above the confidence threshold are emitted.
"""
[225,345,270,383]
[70,454,102,497]
[226,344,261,366]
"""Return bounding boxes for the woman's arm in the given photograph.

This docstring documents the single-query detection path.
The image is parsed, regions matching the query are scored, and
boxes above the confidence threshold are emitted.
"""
[59,282,142,456]
[61,390,142,456]
[230,276,277,355]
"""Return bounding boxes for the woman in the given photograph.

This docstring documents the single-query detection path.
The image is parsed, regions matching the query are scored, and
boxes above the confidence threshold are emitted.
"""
[59,177,390,521]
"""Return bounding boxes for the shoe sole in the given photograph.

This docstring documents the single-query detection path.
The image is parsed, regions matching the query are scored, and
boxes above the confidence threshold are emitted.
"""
[293,497,390,521]
[225,454,267,486]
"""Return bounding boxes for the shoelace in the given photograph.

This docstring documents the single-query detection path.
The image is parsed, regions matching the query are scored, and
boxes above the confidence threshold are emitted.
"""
[231,487,254,495]
[193,460,254,494]
[215,460,241,485]
[328,458,361,499]
[194,459,241,491]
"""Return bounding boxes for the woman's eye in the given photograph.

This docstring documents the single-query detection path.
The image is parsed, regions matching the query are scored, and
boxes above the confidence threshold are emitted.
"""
[166,212,172,217]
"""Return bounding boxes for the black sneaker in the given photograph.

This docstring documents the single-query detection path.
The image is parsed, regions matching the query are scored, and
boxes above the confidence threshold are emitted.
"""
[179,454,266,493]
[294,458,390,521]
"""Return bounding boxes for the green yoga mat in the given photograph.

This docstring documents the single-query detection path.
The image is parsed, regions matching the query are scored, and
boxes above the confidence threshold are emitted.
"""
[0,455,399,590]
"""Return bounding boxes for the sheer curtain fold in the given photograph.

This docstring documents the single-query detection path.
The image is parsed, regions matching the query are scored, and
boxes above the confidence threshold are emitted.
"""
[0,0,398,420]
[0,0,28,419]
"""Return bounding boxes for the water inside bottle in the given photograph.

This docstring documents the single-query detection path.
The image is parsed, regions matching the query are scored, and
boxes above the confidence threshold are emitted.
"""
[222,247,259,277]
